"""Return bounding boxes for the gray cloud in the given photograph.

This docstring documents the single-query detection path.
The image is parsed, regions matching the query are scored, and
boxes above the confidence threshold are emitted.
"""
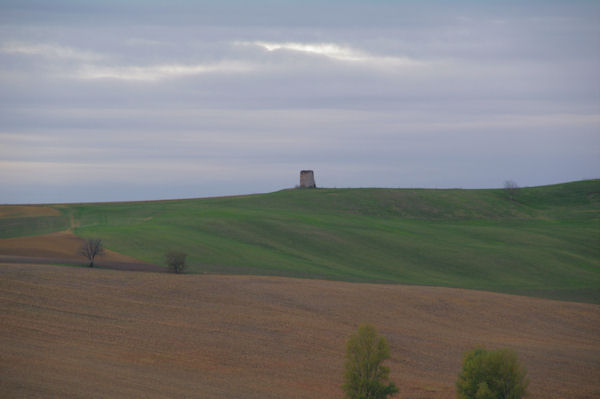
[0,0,599,203]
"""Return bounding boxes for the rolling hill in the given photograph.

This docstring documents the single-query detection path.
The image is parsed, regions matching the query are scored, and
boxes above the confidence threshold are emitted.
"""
[1,179,598,303]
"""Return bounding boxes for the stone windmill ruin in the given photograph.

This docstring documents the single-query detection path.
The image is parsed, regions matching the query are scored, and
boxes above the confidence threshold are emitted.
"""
[299,170,316,188]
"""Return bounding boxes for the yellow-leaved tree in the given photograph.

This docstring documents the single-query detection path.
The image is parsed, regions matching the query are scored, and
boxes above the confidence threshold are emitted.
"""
[343,324,398,399]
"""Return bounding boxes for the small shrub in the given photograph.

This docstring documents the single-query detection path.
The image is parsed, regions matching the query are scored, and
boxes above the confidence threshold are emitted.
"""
[165,251,187,274]
[457,347,529,399]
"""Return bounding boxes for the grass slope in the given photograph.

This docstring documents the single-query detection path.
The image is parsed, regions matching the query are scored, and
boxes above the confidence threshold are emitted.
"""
[1,180,599,303]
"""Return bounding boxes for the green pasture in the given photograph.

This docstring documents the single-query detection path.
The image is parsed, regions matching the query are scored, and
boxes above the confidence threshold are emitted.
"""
[2,180,599,303]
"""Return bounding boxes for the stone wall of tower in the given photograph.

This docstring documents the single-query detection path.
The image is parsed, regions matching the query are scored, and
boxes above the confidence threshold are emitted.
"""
[299,170,316,188]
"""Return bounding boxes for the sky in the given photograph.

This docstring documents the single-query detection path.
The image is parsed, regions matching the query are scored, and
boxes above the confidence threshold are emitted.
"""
[0,0,599,203]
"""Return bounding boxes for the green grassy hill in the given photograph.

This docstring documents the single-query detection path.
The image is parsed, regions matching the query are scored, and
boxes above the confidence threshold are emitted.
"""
[2,180,599,303]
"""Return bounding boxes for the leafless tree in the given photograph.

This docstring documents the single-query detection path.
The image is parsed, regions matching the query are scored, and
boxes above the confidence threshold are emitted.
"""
[80,238,104,267]
[166,251,187,273]
[504,180,520,201]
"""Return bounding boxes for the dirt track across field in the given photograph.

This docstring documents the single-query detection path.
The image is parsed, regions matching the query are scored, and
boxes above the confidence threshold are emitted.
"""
[1,263,598,398]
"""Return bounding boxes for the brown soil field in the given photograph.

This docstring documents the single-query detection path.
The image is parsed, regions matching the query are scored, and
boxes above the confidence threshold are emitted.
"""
[0,231,164,272]
[1,263,598,399]
[0,231,140,263]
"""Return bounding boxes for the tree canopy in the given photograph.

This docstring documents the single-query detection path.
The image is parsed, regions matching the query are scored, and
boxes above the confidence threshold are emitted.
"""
[165,251,187,273]
[343,324,398,399]
[457,347,529,399]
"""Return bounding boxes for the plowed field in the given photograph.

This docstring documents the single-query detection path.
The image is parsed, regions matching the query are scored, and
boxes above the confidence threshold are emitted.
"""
[0,231,141,262]
[0,231,163,272]
[1,263,598,398]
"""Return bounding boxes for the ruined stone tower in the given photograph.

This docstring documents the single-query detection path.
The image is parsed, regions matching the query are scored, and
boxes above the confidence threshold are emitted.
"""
[299,170,316,188]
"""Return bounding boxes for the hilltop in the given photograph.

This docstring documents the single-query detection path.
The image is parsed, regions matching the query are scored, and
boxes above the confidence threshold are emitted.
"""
[0,179,598,303]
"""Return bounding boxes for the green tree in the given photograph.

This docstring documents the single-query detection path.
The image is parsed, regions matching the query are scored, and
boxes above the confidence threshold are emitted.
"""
[343,324,399,399]
[165,251,187,273]
[457,347,529,399]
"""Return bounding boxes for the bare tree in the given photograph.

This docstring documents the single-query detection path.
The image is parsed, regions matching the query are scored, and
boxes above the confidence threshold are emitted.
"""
[504,180,520,201]
[80,238,104,267]
[166,251,187,273]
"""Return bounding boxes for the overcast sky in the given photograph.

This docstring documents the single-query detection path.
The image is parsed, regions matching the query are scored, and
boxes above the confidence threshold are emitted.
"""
[1,0,599,203]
